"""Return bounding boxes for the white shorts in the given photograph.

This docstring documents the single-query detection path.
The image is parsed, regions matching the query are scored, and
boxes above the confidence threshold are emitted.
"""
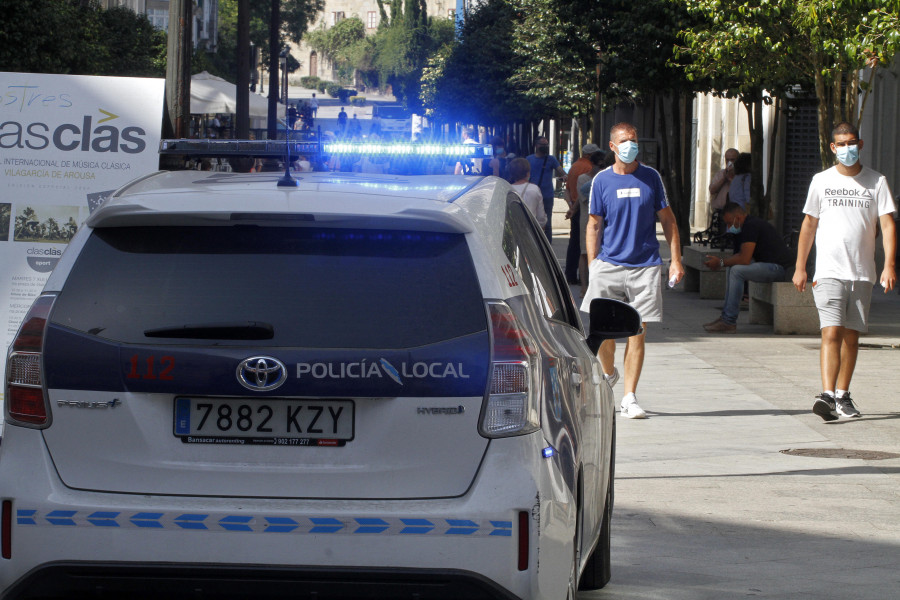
[580,259,662,323]
[812,278,873,332]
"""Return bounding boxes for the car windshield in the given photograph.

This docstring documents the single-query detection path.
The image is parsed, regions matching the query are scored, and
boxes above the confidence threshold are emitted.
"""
[51,226,486,348]
[377,106,410,119]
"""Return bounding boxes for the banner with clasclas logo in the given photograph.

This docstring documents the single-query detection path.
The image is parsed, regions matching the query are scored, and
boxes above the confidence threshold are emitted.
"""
[0,72,165,423]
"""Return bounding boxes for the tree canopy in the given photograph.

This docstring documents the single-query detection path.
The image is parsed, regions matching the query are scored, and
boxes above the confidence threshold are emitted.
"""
[0,0,166,77]
[424,0,546,126]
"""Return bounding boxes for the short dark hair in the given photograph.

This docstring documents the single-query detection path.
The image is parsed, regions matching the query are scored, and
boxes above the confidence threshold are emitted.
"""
[832,121,859,140]
[508,157,530,182]
[610,122,637,140]
[722,201,746,216]
[734,152,752,175]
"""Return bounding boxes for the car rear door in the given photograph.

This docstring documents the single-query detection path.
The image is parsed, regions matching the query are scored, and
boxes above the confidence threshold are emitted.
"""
[41,223,491,499]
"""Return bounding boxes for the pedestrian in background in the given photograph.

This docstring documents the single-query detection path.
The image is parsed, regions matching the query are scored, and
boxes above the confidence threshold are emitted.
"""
[565,143,602,284]
[728,152,752,209]
[485,136,510,180]
[575,150,606,296]
[793,121,897,421]
[509,157,548,229]
[709,147,740,213]
[454,127,479,175]
[702,202,794,334]
[337,107,348,135]
[581,122,685,419]
[527,137,567,239]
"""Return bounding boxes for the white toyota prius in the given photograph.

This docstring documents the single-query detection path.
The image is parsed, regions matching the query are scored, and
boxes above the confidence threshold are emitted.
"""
[2,141,640,600]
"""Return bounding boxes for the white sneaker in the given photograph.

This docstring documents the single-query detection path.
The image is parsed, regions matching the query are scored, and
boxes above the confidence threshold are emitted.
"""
[604,367,620,388]
[620,395,647,419]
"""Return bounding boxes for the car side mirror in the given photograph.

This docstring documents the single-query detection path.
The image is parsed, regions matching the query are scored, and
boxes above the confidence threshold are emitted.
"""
[585,298,643,354]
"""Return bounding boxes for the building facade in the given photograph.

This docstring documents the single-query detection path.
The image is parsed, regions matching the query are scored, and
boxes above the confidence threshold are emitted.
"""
[100,0,218,51]
[293,0,456,83]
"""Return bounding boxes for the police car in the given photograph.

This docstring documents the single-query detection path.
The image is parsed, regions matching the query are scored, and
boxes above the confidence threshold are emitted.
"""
[2,140,640,599]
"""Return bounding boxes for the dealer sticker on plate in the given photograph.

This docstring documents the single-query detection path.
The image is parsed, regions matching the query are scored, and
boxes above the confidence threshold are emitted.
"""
[174,397,354,446]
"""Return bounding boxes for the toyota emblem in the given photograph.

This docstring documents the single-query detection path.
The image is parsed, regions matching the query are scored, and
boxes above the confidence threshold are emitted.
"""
[237,356,287,391]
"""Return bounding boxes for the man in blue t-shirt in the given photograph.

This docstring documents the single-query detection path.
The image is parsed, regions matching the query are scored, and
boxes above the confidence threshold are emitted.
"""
[526,137,567,239]
[580,122,685,419]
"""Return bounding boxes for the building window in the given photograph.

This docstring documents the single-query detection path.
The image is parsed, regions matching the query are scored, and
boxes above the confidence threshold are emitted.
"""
[448,8,455,19]
[331,11,345,26]
[367,11,377,29]
[147,8,168,32]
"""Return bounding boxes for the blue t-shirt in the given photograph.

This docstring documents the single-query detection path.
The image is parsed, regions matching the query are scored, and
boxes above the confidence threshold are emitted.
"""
[527,154,561,199]
[589,163,669,267]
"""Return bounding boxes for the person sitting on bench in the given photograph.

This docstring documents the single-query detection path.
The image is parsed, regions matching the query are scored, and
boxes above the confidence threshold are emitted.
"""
[702,202,794,333]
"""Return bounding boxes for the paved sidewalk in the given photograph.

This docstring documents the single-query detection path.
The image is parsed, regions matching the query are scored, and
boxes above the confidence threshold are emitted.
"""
[549,225,900,599]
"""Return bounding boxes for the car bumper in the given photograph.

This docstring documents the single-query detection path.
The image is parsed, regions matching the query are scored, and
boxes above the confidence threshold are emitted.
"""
[0,426,578,600]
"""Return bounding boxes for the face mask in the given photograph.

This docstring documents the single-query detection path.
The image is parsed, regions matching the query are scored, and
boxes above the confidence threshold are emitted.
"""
[727,225,742,235]
[835,144,859,167]
[614,140,639,164]
[726,161,735,169]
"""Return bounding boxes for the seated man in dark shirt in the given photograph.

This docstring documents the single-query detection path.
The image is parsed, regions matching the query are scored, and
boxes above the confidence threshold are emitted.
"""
[703,202,794,333]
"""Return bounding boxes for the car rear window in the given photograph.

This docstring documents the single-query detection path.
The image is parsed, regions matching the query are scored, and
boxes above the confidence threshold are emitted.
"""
[51,226,486,348]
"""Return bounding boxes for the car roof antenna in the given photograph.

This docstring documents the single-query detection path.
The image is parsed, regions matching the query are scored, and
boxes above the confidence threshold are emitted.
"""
[277,63,298,188]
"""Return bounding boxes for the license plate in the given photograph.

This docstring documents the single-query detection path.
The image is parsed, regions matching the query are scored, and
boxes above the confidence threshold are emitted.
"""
[174,398,354,446]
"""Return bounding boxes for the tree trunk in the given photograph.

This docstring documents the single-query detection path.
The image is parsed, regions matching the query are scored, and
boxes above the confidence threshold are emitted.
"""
[235,0,250,139]
[163,0,192,140]
[267,0,281,140]
[764,96,782,222]
[657,93,692,244]
[742,96,765,219]
[814,70,832,171]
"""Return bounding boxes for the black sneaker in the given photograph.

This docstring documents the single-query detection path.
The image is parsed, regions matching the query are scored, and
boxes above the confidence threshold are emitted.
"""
[835,392,861,418]
[813,394,838,422]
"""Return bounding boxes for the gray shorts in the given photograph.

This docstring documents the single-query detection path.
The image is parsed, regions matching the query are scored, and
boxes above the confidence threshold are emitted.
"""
[580,259,662,322]
[812,278,874,332]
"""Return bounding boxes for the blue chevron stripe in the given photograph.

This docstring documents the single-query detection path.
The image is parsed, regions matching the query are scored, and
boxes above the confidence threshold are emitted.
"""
[15,509,514,538]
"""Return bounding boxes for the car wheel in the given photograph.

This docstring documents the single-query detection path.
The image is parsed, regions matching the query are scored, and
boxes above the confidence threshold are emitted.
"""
[579,423,614,590]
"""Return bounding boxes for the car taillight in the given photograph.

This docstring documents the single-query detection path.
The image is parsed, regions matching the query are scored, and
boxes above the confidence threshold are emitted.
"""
[5,294,55,428]
[480,301,541,438]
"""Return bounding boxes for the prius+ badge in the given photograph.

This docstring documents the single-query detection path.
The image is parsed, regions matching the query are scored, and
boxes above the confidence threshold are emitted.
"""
[57,399,122,409]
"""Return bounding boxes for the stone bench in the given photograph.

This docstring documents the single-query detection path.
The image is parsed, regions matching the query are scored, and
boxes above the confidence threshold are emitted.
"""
[748,281,819,334]
[681,246,729,299]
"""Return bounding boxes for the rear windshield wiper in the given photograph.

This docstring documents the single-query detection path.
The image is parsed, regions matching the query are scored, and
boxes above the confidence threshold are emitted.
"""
[143,321,274,340]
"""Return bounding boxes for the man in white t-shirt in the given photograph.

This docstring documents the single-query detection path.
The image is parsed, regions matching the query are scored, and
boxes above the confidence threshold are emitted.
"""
[793,121,897,421]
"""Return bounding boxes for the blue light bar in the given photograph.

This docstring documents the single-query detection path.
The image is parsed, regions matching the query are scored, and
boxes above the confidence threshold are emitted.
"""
[542,446,555,459]
[324,142,491,158]
[159,138,320,158]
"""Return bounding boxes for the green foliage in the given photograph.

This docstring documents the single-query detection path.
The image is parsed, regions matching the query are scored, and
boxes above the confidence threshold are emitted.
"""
[305,17,369,84]
[326,82,341,97]
[509,0,598,115]
[677,0,803,98]
[424,0,546,125]
[350,95,367,106]
[300,76,321,88]
[371,0,449,111]
[0,0,165,76]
